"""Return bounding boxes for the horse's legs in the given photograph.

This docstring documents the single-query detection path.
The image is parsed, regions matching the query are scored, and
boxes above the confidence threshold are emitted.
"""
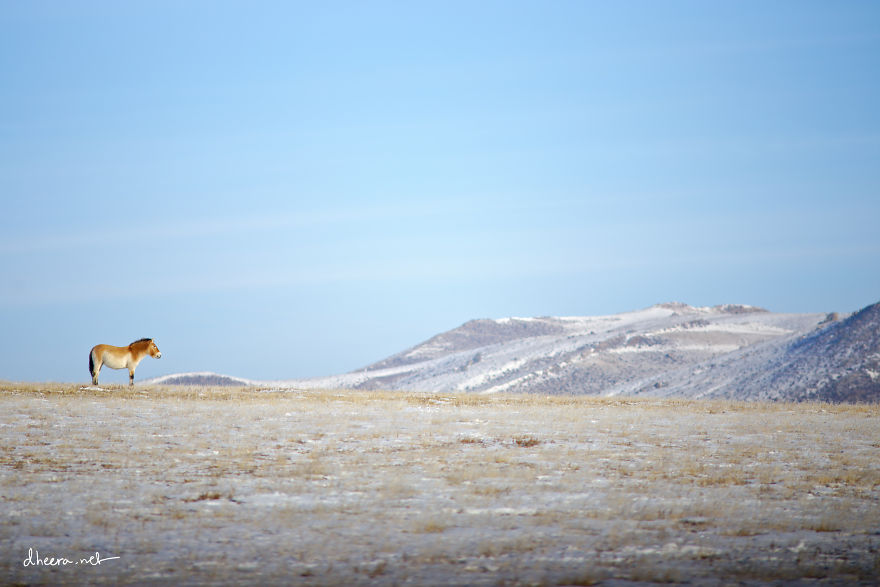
[129,368,135,386]
[91,355,101,385]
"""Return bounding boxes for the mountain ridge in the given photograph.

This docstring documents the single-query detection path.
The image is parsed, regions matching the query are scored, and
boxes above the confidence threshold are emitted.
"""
[152,301,880,402]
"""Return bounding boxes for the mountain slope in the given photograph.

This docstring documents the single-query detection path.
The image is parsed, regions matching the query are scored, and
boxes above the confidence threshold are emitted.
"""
[739,301,880,402]
[624,302,880,402]
[284,303,836,399]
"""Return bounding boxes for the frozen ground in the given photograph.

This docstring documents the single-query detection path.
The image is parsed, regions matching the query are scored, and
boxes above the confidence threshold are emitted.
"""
[2,383,879,585]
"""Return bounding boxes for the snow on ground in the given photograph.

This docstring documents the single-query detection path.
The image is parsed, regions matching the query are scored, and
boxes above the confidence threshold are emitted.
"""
[3,384,878,585]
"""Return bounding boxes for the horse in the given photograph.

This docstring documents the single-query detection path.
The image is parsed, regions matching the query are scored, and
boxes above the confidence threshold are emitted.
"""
[89,338,162,386]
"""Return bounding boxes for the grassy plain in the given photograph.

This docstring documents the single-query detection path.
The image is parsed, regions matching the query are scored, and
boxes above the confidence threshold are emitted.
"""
[1,382,879,585]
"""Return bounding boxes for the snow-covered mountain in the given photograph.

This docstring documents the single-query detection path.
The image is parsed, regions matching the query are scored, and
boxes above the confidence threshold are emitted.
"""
[155,300,880,402]
[282,303,820,397]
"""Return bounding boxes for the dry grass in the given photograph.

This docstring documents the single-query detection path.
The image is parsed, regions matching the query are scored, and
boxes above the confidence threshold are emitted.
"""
[1,381,879,585]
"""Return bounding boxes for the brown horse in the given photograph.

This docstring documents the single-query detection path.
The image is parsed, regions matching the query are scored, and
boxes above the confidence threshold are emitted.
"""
[89,338,162,386]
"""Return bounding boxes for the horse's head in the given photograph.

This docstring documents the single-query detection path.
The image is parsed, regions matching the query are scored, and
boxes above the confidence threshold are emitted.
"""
[147,339,162,359]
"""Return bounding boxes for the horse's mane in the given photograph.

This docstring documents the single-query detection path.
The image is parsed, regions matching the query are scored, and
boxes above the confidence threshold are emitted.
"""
[131,337,153,344]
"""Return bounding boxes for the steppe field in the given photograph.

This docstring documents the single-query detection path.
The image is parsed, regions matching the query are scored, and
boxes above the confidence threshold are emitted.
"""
[2,383,879,586]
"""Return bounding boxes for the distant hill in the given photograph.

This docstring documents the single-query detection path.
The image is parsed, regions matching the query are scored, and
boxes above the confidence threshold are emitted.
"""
[147,372,254,387]
[280,301,879,402]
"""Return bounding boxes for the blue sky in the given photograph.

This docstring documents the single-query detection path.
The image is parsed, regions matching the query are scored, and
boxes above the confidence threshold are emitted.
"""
[2,1,879,383]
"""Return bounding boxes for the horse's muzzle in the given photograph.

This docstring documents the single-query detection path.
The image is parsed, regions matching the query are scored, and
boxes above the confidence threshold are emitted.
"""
[156,352,162,359]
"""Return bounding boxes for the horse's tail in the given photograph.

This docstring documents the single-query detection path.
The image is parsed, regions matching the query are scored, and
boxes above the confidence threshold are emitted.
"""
[88,350,94,378]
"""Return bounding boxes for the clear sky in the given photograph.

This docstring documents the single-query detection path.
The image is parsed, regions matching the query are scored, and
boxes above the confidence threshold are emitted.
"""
[2,1,879,383]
